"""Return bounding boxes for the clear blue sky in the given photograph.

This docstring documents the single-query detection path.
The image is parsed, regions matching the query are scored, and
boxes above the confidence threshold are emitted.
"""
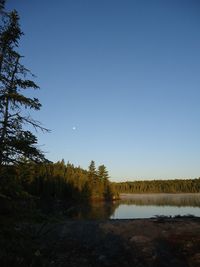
[7,0,200,181]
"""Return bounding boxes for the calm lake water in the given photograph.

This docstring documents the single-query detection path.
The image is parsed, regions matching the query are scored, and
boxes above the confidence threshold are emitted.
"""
[110,194,200,219]
[110,193,200,219]
[67,193,200,219]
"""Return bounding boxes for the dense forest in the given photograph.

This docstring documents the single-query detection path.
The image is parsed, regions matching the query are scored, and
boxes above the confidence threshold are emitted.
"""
[113,178,200,194]
[0,160,117,202]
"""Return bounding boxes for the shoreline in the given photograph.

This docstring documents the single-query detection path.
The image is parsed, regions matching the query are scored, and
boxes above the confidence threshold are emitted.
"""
[1,217,200,267]
[43,217,200,267]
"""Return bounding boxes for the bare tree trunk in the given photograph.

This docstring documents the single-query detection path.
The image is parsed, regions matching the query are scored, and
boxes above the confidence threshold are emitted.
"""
[0,46,6,75]
[0,56,19,169]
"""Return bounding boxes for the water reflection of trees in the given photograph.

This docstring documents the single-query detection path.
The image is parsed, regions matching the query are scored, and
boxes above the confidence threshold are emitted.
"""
[65,194,200,219]
[66,201,120,220]
[120,194,200,207]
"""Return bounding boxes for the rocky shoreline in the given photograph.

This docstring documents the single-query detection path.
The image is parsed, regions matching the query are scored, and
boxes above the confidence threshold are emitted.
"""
[7,217,199,267]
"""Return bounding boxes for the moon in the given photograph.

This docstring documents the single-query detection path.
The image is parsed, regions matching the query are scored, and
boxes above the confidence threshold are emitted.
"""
[72,126,76,130]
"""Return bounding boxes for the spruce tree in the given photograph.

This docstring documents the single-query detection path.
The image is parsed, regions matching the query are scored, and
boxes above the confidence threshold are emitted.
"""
[88,160,96,176]
[98,165,109,180]
[0,5,48,170]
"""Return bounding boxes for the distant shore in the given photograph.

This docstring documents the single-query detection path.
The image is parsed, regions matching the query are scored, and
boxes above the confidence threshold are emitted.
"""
[120,192,200,198]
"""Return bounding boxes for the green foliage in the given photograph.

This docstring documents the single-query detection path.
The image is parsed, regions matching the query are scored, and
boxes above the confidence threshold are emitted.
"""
[98,165,109,180]
[113,178,200,194]
[0,160,115,202]
[88,160,96,176]
[0,4,48,168]
[0,166,31,199]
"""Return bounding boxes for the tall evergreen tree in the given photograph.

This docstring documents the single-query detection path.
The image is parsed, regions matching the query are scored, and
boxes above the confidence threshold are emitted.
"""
[98,165,109,180]
[88,160,96,176]
[0,6,48,169]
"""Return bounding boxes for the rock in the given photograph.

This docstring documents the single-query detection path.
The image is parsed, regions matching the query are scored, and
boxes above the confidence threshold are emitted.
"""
[130,235,151,244]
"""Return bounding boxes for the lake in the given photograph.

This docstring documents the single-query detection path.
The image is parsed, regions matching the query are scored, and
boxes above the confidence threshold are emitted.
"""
[110,193,200,219]
[67,193,200,219]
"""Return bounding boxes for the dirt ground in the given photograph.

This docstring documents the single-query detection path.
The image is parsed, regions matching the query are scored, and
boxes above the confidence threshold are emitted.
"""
[26,217,200,267]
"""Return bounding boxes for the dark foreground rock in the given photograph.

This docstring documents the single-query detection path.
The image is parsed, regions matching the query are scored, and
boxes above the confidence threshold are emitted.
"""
[1,217,200,267]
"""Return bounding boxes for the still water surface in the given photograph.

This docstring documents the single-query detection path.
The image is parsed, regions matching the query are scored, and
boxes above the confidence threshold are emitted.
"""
[111,193,200,219]
[67,193,200,219]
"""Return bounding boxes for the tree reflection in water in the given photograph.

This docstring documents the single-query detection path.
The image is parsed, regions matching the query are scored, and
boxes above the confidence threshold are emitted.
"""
[119,193,200,207]
[65,201,120,220]
[66,194,200,219]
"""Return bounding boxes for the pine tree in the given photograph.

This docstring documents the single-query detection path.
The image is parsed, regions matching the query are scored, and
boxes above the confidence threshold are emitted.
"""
[88,160,96,175]
[0,6,48,170]
[98,165,109,180]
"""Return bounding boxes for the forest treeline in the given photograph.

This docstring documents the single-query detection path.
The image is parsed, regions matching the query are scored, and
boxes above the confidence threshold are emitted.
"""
[0,160,117,202]
[113,178,200,194]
